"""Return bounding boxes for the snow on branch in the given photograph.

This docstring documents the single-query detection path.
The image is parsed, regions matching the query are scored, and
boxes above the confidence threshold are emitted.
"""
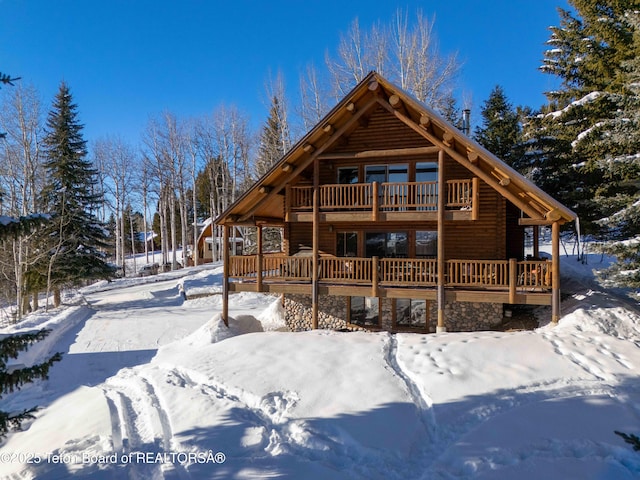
[546,91,603,119]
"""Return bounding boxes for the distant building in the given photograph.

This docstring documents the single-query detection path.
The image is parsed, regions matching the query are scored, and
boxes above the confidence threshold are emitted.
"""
[191,218,243,265]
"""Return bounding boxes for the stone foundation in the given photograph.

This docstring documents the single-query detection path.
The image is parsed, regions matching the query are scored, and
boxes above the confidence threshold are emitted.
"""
[284,294,352,331]
[283,294,504,333]
[431,301,503,332]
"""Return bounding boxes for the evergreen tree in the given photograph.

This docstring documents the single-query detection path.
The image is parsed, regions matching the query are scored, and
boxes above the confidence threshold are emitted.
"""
[255,96,288,179]
[474,86,523,168]
[35,82,114,299]
[438,94,463,129]
[523,0,637,236]
[0,330,62,437]
[0,72,62,438]
[594,11,640,289]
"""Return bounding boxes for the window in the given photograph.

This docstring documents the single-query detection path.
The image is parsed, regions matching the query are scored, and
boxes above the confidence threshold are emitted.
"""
[416,162,438,210]
[395,299,427,329]
[349,296,379,327]
[337,232,358,257]
[416,162,438,182]
[365,232,408,258]
[365,164,408,183]
[416,231,437,258]
[337,167,359,184]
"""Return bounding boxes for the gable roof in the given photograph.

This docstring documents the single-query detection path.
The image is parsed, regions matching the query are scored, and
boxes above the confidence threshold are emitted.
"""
[216,71,577,226]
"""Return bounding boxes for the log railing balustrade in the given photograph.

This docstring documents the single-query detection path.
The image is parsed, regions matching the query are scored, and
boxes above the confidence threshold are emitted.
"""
[229,255,552,291]
[287,180,472,212]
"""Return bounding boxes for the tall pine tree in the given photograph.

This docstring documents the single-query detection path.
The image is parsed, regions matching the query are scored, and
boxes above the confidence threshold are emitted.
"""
[594,11,640,289]
[523,0,637,237]
[474,85,523,169]
[255,96,289,179]
[35,82,113,304]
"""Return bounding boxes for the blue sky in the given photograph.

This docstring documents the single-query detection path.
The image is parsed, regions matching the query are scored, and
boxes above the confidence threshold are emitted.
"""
[1,0,570,145]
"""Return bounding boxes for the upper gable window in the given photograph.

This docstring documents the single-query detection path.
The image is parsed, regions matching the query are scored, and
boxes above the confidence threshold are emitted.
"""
[365,164,408,183]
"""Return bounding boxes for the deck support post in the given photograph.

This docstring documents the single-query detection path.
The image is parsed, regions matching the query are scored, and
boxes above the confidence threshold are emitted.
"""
[508,258,517,304]
[551,221,561,324]
[312,157,320,330]
[222,225,230,327]
[256,226,263,293]
[471,177,480,220]
[436,149,446,333]
[372,256,379,297]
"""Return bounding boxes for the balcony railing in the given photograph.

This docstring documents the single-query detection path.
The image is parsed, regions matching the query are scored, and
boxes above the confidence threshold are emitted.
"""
[229,255,551,292]
[287,180,473,212]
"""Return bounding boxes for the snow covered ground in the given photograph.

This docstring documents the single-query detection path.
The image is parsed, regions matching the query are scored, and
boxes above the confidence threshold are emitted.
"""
[1,252,640,479]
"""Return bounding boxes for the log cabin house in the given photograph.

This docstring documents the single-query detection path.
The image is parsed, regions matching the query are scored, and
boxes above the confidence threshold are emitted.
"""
[215,72,577,333]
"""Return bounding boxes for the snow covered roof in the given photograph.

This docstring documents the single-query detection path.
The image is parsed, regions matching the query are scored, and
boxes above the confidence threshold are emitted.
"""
[217,71,577,227]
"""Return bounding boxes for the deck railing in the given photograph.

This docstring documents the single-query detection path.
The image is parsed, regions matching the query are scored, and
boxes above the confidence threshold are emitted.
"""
[446,260,510,288]
[229,255,551,291]
[288,180,472,212]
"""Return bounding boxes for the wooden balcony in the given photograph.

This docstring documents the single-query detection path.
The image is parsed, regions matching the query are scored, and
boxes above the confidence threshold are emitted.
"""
[285,179,478,222]
[228,255,552,305]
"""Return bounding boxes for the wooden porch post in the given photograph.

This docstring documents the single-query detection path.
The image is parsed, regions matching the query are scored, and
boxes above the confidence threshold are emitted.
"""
[436,149,446,333]
[533,226,540,258]
[551,221,561,324]
[222,225,230,327]
[312,157,320,329]
[256,226,263,293]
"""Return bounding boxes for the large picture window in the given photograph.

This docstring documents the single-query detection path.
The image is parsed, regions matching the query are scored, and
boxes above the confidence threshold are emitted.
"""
[395,299,428,329]
[349,297,380,327]
[416,231,437,258]
[365,232,408,258]
[365,164,408,183]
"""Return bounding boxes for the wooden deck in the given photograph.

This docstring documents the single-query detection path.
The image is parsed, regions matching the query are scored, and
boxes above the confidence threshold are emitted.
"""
[285,179,478,222]
[228,255,553,305]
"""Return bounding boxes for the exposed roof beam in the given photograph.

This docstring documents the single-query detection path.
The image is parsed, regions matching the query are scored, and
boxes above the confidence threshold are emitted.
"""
[318,146,440,160]
[237,96,381,223]
[375,97,548,220]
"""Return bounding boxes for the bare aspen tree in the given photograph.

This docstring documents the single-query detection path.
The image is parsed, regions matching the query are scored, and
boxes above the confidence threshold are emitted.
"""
[159,112,184,270]
[326,18,387,99]
[186,119,202,266]
[138,160,153,263]
[298,63,331,131]
[390,9,460,109]
[0,84,45,317]
[195,105,251,261]
[325,9,459,110]
[143,112,193,270]
[142,118,170,267]
[93,136,137,275]
[194,115,225,262]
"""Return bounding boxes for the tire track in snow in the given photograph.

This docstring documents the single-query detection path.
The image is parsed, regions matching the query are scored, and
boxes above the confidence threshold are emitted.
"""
[102,368,190,479]
[101,386,158,479]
